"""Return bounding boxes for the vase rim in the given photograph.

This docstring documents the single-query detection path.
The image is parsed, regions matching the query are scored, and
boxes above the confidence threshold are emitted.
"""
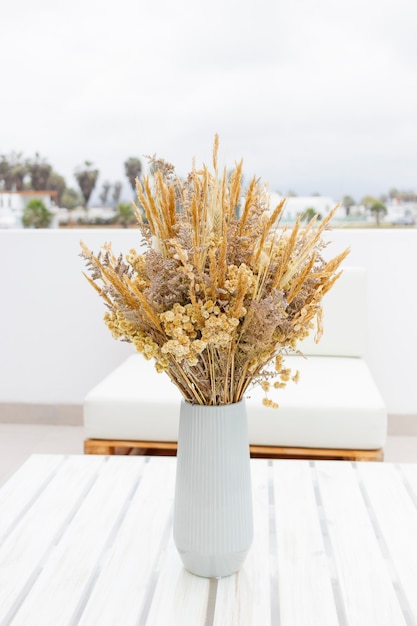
[181,398,244,407]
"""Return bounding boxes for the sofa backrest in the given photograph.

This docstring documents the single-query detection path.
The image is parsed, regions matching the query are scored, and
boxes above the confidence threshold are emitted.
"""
[296,266,367,358]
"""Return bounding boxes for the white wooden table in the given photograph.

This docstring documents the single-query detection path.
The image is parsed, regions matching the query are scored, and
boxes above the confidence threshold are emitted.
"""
[1,456,417,625]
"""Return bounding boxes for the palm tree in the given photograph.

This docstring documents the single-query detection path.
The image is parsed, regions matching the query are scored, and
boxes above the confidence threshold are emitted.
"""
[369,201,387,227]
[61,188,83,210]
[99,181,111,206]
[46,171,67,206]
[362,196,387,227]
[27,153,52,190]
[124,157,143,195]
[0,155,10,189]
[0,152,27,190]
[112,181,122,207]
[342,195,355,217]
[74,161,99,207]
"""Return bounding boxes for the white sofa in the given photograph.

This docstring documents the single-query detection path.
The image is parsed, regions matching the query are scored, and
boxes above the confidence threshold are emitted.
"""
[84,267,387,460]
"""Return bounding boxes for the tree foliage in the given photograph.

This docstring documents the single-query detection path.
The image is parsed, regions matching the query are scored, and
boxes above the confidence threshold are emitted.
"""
[0,156,10,188]
[46,171,67,205]
[74,161,99,206]
[117,202,136,227]
[369,201,387,226]
[27,153,52,190]
[342,195,355,216]
[362,196,387,226]
[0,152,27,190]
[99,180,111,205]
[124,157,142,193]
[22,198,52,228]
[361,195,378,209]
[61,188,83,210]
[112,181,122,207]
[299,207,322,223]
[0,151,67,205]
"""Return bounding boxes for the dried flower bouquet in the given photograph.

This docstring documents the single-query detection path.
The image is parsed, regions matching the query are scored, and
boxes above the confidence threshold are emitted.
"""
[81,137,349,406]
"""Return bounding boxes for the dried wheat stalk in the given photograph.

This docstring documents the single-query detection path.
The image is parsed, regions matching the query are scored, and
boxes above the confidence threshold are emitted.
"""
[81,136,349,406]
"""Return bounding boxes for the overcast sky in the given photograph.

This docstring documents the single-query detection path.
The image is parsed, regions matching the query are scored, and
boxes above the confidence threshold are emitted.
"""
[2,0,417,203]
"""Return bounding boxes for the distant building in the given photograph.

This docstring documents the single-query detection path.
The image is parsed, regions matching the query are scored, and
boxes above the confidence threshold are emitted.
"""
[56,206,118,225]
[268,194,339,222]
[0,190,58,228]
[386,194,417,225]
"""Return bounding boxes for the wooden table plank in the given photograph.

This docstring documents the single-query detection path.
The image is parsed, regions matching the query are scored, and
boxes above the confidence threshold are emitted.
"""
[1,456,417,626]
[0,454,106,623]
[78,457,192,626]
[397,463,417,505]
[271,461,339,626]
[400,461,417,482]
[144,538,211,626]
[358,463,417,623]
[213,460,272,626]
[9,456,148,626]
[0,454,64,540]
[316,461,407,626]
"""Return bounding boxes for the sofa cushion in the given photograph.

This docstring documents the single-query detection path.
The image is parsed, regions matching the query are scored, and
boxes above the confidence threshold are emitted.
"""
[246,355,386,449]
[297,266,367,357]
[84,353,387,450]
[84,355,180,442]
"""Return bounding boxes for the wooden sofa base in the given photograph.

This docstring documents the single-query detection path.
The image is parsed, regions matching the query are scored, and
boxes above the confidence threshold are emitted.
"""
[84,438,383,462]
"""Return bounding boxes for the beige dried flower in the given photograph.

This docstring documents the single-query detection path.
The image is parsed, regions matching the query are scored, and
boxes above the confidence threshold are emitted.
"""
[81,136,349,406]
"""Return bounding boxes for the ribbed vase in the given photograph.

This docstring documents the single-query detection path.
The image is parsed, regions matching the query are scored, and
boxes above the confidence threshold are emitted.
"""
[173,399,253,578]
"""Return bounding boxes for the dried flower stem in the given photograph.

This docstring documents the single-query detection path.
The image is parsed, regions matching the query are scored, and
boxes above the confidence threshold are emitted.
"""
[81,137,349,406]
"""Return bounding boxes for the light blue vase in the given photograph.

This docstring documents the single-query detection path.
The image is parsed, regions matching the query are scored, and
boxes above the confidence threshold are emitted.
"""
[173,399,253,578]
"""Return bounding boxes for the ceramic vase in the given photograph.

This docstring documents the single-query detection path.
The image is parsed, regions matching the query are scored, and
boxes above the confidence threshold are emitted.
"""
[173,399,253,578]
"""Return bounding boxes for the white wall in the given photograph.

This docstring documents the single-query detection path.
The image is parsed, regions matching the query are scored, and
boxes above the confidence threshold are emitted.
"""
[0,228,416,414]
[322,229,417,415]
[0,230,139,405]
